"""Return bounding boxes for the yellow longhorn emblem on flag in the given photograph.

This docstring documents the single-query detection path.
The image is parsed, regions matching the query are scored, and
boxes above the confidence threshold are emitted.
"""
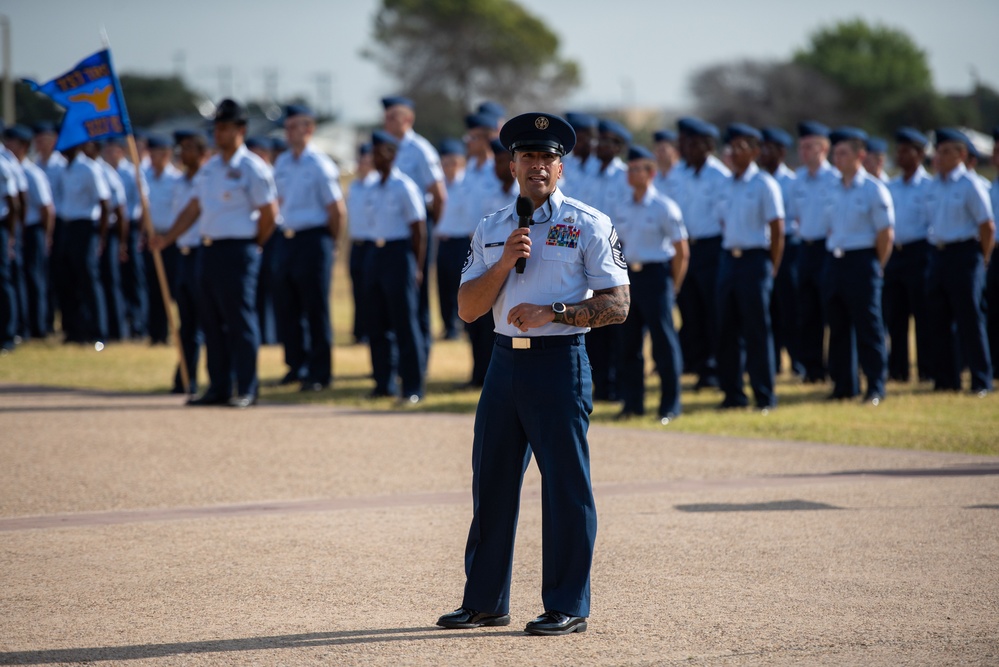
[67,85,113,113]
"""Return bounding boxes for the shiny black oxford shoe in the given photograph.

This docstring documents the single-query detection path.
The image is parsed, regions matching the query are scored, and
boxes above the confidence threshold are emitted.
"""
[524,610,587,636]
[436,607,511,629]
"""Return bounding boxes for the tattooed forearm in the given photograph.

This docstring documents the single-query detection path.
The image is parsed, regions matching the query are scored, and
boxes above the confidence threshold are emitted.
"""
[561,285,630,328]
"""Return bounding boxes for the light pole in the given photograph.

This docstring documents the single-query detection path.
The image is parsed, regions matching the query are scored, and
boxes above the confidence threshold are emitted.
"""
[0,15,13,125]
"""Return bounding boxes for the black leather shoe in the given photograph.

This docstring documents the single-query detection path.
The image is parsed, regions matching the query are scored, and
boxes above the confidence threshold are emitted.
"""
[228,394,257,409]
[186,393,228,406]
[300,382,328,392]
[524,610,587,636]
[436,607,510,629]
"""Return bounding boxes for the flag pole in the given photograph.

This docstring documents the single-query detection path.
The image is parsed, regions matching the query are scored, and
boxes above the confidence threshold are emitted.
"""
[125,136,191,393]
[101,30,190,393]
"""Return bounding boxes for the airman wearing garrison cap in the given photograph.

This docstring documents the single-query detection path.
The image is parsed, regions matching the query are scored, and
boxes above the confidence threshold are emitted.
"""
[924,128,994,394]
[883,127,933,383]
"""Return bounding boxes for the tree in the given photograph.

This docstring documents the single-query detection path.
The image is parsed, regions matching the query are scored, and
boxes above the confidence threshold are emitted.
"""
[793,19,939,133]
[118,75,203,128]
[690,60,842,131]
[364,0,580,142]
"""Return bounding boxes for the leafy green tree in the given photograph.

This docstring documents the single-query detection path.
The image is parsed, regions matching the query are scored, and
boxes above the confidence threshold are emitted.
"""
[365,0,580,142]
[793,19,943,133]
[118,75,202,128]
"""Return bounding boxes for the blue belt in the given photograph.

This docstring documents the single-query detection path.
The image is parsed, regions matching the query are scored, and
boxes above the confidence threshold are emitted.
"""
[495,333,583,350]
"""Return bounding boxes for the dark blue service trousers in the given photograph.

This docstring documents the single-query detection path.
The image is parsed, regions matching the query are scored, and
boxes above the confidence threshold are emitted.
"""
[927,240,992,392]
[770,237,803,376]
[120,224,147,338]
[436,236,468,339]
[348,240,372,344]
[274,227,335,387]
[881,239,931,382]
[21,224,48,339]
[462,333,595,618]
[986,255,999,381]
[676,235,720,384]
[822,248,887,399]
[173,246,203,395]
[716,249,776,409]
[99,230,128,340]
[620,261,682,417]
[198,239,261,399]
[145,245,179,344]
[797,240,829,382]
[64,219,107,343]
[364,239,425,398]
[0,224,15,346]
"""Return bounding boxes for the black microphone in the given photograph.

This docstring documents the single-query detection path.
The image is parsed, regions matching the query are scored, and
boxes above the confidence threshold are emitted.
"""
[515,196,534,274]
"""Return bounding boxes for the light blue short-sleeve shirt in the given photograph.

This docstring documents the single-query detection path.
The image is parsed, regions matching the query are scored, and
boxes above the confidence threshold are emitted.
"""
[194,144,277,240]
[274,143,344,230]
[60,154,111,222]
[675,155,730,239]
[172,174,202,249]
[21,159,53,226]
[366,167,425,241]
[347,173,377,242]
[925,163,993,245]
[792,161,840,241]
[147,164,183,233]
[824,168,894,252]
[610,184,686,264]
[394,130,444,195]
[461,188,629,337]
[887,165,931,245]
[115,160,148,222]
[719,163,785,250]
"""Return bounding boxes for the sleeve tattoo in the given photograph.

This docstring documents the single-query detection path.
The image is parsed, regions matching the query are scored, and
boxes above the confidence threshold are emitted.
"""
[561,285,630,328]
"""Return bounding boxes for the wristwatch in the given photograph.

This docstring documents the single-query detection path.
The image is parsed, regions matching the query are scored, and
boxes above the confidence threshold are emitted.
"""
[552,301,567,324]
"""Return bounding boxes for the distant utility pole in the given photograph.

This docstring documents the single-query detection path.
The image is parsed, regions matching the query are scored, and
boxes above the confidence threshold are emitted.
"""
[173,50,186,80]
[313,71,333,116]
[0,15,14,125]
[263,68,278,102]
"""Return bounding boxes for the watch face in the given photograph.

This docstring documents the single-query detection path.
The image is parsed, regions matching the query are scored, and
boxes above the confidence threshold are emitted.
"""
[553,302,566,314]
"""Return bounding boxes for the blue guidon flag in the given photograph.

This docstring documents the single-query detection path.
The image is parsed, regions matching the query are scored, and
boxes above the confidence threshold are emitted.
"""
[23,49,132,151]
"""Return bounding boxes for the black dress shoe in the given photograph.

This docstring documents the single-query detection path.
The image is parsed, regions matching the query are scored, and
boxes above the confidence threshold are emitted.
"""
[299,382,328,392]
[861,393,884,406]
[186,393,228,406]
[278,370,303,386]
[228,394,257,409]
[524,610,587,636]
[436,607,511,629]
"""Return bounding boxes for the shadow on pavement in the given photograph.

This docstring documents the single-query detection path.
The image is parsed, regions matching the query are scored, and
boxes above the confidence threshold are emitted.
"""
[0,626,528,664]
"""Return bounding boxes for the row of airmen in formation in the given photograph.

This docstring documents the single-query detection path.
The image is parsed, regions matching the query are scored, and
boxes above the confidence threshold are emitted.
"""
[0,98,995,414]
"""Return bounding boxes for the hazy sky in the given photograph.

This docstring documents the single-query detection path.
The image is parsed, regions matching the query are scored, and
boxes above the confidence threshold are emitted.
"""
[4,0,998,124]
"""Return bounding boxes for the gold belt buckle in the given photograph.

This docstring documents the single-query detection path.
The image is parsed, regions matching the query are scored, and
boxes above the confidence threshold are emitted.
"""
[179,246,191,256]
[833,248,844,258]
[284,228,295,239]
[202,237,213,247]
[376,239,386,248]
[731,248,743,258]
[936,242,946,250]
[629,262,643,272]
[512,338,531,350]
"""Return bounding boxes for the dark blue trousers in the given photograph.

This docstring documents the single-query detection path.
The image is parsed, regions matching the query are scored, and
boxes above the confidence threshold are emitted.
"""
[620,262,682,417]
[348,240,372,344]
[0,225,15,346]
[364,240,425,398]
[64,220,107,343]
[797,241,828,381]
[466,311,495,387]
[47,218,69,335]
[146,246,179,344]
[882,240,931,382]
[771,237,802,376]
[198,239,261,399]
[676,235,720,384]
[120,225,147,338]
[436,236,468,339]
[716,250,776,408]
[11,226,28,339]
[822,249,887,399]
[274,228,335,387]
[927,241,992,392]
[462,334,595,617]
[986,255,999,381]
[173,247,203,394]
[100,230,127,340]
[21,224,48,339]
[256,234,280,345]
